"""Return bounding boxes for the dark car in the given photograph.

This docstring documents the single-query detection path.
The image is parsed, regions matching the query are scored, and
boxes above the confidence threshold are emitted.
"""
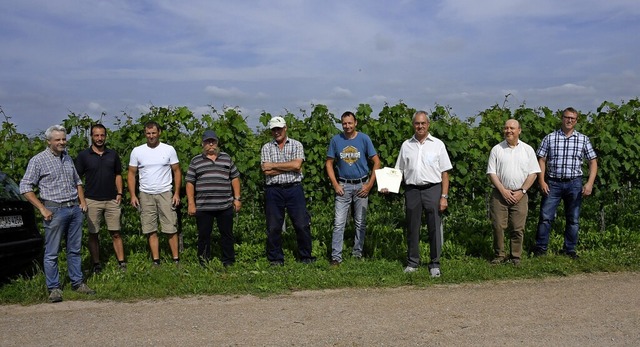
[0,170,43,279]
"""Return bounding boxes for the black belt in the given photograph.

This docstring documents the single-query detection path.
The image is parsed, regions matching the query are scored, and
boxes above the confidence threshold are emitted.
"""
[43,200,78,208]
[338,176,368,184]
[547,177,580,182]
[267,182,301,189]
[406,183,439,190]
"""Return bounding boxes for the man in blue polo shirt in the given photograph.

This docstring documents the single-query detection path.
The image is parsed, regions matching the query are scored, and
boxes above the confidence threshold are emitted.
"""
[326,111,380,266]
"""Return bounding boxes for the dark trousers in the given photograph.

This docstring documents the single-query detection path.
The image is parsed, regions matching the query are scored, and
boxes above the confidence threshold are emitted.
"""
[265,184,314,262]
[195,207,235,265]
[404,184,443,269]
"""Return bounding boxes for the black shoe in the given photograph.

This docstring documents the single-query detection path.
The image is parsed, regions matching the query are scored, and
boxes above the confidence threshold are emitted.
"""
[561,250,579,259]
[269,261,284,267]
[532,249,547,257]
[92,263,102,274]
[300,257,317,264]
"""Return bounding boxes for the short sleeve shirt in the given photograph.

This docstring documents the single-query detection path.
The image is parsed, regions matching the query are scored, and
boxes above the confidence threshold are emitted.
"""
[75,147,122,200]
[326,132,377,179]
[260,137,305,185]
[129,142,179,194]
[537,129,597,179]
[186,152,240,211]
[486,140,541,190]
[395,134,453,185]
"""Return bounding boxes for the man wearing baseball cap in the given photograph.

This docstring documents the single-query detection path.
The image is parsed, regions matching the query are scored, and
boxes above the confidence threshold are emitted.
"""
[186,130,241,267]
[260,117,316,266]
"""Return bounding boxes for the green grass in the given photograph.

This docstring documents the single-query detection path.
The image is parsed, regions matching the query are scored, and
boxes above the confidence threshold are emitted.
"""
[1,246,638,305]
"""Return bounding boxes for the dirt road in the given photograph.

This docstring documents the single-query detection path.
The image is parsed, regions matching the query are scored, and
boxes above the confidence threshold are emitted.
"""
[1,272,639,346]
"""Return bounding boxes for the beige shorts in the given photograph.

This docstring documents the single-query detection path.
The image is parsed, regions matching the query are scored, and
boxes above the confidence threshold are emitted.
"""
[139,191,177,235]
[86,198,121,234]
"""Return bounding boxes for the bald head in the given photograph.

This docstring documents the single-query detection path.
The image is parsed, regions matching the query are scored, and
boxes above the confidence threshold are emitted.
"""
[503,119,521,146]
[505,119,520,129]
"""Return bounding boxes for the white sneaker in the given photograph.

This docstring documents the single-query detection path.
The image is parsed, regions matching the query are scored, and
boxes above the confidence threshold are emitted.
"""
[429,267,441,278]
[403,266,418,273]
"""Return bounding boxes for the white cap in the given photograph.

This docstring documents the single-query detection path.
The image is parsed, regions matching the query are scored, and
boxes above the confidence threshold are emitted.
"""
[269,116,287,129]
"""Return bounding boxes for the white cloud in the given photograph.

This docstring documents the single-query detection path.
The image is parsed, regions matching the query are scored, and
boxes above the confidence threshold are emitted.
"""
[366,95,387,104]
[87,102,104,112]
[204,86,246,99]
[530,84,597,97]
[330,87,353,99]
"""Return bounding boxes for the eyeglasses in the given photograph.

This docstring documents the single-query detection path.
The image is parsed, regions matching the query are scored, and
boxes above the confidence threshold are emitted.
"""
[563,116,577,121]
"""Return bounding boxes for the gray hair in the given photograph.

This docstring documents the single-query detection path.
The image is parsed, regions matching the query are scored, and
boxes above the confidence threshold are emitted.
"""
[44,125,66,140]
[412,110,430,123]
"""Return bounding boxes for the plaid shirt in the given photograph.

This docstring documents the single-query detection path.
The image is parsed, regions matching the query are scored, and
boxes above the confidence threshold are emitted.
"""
[260,137,305,185]
[20,148,82,203]
[537,129,597,179]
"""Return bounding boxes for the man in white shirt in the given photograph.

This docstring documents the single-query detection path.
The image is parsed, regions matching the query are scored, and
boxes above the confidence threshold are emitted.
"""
[486,119,540,265]
[128,121,182,265]
[394,111,452,277]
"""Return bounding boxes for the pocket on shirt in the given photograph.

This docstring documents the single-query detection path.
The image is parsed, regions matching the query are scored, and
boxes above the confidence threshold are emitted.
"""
[423,153,439,167]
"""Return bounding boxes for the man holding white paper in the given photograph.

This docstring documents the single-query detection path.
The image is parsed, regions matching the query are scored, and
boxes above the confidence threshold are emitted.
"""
[326,111,381,265]
[394,111,452,277]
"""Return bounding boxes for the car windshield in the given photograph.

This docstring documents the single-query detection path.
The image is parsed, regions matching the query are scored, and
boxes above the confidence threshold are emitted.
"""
[0,172,26,201]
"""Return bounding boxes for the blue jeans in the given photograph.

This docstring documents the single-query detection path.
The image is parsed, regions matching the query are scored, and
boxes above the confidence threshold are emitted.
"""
[331,182,368,262]
[535,178,583,253]
[265,184,314,263]
[43,205,84,290]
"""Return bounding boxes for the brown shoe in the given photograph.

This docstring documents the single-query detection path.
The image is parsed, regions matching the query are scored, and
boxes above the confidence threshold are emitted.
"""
[491,257,504,265]
[330,260,340,267]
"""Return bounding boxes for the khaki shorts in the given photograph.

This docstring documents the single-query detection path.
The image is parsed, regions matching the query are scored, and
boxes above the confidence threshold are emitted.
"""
[86,198,121,234]
[139,191,178,234]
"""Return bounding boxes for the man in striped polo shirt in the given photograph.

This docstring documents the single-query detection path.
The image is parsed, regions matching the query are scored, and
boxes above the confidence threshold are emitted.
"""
[534,107,598,258]
[186,130,241,267]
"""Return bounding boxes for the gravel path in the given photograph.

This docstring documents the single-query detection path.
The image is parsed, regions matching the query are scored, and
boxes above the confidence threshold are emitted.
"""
[1,272,639,346]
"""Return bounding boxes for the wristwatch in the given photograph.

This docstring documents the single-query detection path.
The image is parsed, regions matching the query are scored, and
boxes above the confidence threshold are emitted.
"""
[520,188,527,194]
[441,194,448,199]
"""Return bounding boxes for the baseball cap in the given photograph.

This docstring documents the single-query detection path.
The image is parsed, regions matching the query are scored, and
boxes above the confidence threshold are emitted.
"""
[269,117,287,129]
[202,130,218,141]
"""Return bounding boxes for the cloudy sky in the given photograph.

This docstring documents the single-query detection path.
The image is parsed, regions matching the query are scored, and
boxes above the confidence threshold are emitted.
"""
[1,0,639,135]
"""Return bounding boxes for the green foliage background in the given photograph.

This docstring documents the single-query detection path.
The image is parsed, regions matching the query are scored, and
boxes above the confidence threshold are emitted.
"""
[2,99,640,265]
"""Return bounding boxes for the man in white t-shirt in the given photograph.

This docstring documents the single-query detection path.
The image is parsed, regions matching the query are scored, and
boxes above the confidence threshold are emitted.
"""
[127,121,182,265]
[486,119,540,265]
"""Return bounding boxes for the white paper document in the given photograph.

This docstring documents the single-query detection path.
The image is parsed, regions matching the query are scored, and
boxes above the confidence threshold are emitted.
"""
[375,167,403,193]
